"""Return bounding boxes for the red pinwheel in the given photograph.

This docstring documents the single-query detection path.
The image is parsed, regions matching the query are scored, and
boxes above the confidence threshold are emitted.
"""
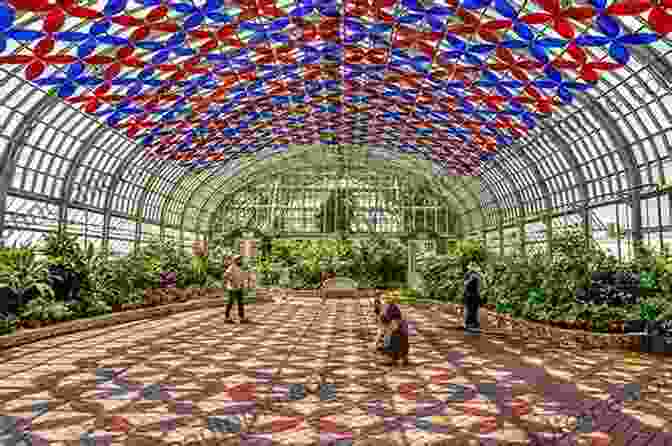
[518,0,595,39]
[237,0,285,21]
[344,46,387,64]
[131,5,179,41]
[66,83,124,112]
[446,8,510,42]
[0,37,75,79]
[494,115,527,137]
[488,47,543,82]
[607,0,672,35]
[267,80,290,95]
[255,46,296,65]
[345,0,397,23]
[8,0,101,31]
[394,26,441,58]
[189,25,244,50]
[116,115,157,137]
[552,42,622,82]
[302,17,341,41]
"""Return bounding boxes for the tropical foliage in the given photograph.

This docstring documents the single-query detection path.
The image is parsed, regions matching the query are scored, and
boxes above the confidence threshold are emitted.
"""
[416,227,672,332]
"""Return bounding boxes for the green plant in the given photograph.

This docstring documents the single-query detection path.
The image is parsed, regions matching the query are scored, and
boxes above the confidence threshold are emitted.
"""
[70,291,111,317]
[45,300,73,321]
[0,248,54,303]
[41,229,82,270]
[19,295,53,321]
[0,316,17,335]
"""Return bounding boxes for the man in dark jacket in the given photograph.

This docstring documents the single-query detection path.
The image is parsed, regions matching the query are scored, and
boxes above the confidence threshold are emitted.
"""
[463,261,482,332]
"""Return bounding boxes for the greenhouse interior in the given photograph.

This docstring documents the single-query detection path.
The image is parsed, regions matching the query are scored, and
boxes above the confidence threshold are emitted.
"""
[1,0,672,443]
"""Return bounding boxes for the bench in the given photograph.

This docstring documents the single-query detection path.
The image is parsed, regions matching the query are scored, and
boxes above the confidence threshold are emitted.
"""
[321,277,359,300]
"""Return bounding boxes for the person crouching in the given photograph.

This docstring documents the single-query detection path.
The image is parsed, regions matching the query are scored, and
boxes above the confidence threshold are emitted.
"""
[378,303,409,366]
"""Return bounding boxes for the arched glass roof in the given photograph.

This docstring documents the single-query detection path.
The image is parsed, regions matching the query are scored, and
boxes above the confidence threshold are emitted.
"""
[0,0,671,250]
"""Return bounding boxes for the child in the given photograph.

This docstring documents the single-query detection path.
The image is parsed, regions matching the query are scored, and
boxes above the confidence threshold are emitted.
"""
[378,302,409,366]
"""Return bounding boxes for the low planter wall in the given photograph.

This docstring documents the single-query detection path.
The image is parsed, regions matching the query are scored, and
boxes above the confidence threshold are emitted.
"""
[1,289,275,351]
[437,303,642,352]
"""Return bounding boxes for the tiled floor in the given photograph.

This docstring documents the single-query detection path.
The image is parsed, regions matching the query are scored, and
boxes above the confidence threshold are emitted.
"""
[0,298,671,445]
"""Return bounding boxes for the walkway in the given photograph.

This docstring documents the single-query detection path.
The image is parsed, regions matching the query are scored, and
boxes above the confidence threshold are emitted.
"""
[1,298,671,446]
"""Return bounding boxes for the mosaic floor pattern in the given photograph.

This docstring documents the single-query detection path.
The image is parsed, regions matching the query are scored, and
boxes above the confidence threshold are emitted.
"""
[1,298,672,446]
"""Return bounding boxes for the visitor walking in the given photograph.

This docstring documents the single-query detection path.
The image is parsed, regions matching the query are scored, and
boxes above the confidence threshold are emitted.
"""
[463,261,482,332]
[224,255,250,324]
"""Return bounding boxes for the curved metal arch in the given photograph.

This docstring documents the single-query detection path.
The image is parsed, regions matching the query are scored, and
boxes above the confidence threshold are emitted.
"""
[59,126,108,226]
[601,63,672,186]
[103,143,148,244]
[0,94,57,238]
[133,160,187,241]
[198,160,473,237]
[480,165,517,217]
[490,146,546,211]
[577,95,643,244]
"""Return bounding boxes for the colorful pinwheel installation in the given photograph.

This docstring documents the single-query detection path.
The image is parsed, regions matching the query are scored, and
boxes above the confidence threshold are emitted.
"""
[0,0,667,174]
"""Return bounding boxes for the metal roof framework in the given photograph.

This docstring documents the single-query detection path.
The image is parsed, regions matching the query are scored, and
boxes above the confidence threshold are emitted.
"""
[0,1,671,250]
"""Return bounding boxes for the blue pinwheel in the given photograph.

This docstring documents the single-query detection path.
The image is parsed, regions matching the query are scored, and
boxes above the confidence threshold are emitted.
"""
[399,0,455,32]
[111,71,162,97]
[389,48,432,73]
[239,18,290,45]
[135,31,195,64]
[474,70,525,98]
[439,34,496,65]
[574,18,657,65]
[0,2,44,54]
[33,62,102,98]
[532,65,593,104]
[95,98,144,126]
[344,19,392,45]
[209,48,254,71]
[54,0,132,56]
[493,0,542,43]
[245,80,267,98]
[290,0,340,17]
[499,33,566,65]
[498,104,540,129]
[321,43,343,62]
[344,64,382,80]
[181,73,218,91]
[170,0,234,29]
[56,21,130,59]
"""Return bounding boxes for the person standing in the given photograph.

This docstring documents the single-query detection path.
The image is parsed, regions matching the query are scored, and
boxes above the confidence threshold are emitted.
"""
[463,261,482,332]
[224,255,250,324]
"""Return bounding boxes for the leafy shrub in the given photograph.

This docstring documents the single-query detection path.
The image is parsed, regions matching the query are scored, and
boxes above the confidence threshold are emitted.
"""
[0,313,17,335]
[19,296,72,321]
